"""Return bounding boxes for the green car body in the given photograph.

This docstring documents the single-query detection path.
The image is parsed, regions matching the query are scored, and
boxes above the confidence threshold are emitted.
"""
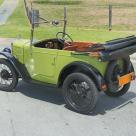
[12,39,108,87]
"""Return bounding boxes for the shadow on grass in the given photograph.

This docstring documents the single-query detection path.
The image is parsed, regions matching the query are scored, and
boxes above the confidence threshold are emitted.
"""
[16,81,136,116]
[33,0,82,5]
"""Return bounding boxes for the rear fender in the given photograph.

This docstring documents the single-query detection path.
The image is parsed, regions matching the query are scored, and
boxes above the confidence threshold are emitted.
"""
[58,62,106,91]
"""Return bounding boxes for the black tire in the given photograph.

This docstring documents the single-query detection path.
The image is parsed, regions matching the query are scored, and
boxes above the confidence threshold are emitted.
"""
[104,58,133,97]
[104,83,130,97]
[0,59,18,91]
[62,72,98,114]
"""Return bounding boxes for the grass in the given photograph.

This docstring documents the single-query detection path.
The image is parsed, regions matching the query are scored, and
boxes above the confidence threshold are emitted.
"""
[0,0,3,5]
[0,0,136,42]
[32,0,136,29]
[33,0,82,5]
[1,25,135,42]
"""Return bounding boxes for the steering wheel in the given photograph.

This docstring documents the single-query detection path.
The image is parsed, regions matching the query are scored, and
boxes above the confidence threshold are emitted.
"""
[56,32,73,46]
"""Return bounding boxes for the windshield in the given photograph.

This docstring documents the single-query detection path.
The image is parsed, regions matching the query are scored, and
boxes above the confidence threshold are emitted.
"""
[24,0,67,41]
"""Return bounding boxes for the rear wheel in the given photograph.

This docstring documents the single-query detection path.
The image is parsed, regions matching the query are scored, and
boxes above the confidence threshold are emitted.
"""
[62,73,98,114]
[0,59,18,91]
[104,58,133,97]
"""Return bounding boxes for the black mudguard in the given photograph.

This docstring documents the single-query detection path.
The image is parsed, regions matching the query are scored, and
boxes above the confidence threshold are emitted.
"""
[58,62,106,91]
[0,52,30,79]
[0,52,21,75]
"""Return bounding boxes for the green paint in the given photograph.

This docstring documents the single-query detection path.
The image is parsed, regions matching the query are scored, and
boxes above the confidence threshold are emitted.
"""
[12,39,108,85]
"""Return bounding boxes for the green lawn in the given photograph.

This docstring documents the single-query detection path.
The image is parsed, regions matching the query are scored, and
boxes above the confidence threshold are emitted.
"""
[33,0,136,30]
[0,0,3,5]
[0,0,136,42]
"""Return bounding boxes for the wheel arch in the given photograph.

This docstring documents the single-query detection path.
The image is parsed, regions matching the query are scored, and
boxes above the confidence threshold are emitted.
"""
[58,61,106,91]
[0,52,21,76]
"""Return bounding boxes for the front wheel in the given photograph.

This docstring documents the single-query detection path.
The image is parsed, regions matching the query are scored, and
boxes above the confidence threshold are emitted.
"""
[0,59,18,91]
[62,73,98,114]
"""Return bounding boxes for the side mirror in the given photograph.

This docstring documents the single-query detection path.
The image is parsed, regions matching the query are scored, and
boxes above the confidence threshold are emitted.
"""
[52,20,59,26]
[31,9,39,27]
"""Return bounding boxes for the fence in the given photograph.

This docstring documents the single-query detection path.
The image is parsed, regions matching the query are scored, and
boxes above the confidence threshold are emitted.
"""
[30,0,136,31]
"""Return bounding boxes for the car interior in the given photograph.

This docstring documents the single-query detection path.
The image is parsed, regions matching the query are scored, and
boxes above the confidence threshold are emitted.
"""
[34,39,64,50]
[33,38,95,52]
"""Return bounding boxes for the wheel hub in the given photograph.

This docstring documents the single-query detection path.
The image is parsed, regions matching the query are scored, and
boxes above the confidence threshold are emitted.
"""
[71,82,89,96]
[0,70,10,80]
[109,65,123,92]
[69,81,91,107]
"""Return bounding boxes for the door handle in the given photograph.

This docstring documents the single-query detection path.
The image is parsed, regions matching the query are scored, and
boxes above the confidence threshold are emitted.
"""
[52,57,56,65]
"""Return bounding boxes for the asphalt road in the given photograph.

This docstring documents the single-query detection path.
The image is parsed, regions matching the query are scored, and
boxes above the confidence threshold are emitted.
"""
[0,40,136,136]
[0,63,135,136]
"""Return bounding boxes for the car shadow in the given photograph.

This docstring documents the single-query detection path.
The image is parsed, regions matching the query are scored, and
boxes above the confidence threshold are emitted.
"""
[16,81,136,116]
[16,81,64,105]
[91,91,136,116]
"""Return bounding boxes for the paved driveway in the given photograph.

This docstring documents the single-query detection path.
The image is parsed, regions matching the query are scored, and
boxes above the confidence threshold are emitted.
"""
[0,40,136,136]
[0,76,136,136]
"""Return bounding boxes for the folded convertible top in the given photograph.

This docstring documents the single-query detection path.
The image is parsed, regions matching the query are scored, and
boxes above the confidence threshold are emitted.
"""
[99,44,136,61]
[104,38,136,51]
[106,35,135,44]
[87,35,136,52]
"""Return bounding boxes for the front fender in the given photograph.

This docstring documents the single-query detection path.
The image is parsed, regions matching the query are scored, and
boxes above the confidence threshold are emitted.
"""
[0,52,21,75]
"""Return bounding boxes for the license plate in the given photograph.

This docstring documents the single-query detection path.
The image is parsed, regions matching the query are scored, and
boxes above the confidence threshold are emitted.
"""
[118,72,135,86]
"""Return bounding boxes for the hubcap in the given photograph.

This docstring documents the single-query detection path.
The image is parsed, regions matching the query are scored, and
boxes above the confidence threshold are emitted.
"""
[68,80,91,108]
[0,64,13,86]
[1,70,10,80]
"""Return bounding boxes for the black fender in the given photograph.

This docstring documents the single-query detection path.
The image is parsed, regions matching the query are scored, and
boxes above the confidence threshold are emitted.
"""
[0,51,31,80]
[58,61,106,91]
[0,52,31,80]
[0,52,21,75]
[0,52,30,79]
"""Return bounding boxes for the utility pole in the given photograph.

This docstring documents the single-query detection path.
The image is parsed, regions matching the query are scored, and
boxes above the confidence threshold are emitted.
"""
[108,0,112,31]
[109,4,112,31]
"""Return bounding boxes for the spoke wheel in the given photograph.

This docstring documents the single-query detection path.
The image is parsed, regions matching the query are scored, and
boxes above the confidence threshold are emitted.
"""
[0,59,18,91]
[104,58,133,97]
[68,81,91,108]
[63,73,98,114]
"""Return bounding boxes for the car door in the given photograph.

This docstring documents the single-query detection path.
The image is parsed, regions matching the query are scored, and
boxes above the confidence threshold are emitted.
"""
[31,46,58,80]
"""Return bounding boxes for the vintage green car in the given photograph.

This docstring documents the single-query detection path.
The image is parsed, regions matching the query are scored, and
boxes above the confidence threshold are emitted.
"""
[0,2,136,114]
